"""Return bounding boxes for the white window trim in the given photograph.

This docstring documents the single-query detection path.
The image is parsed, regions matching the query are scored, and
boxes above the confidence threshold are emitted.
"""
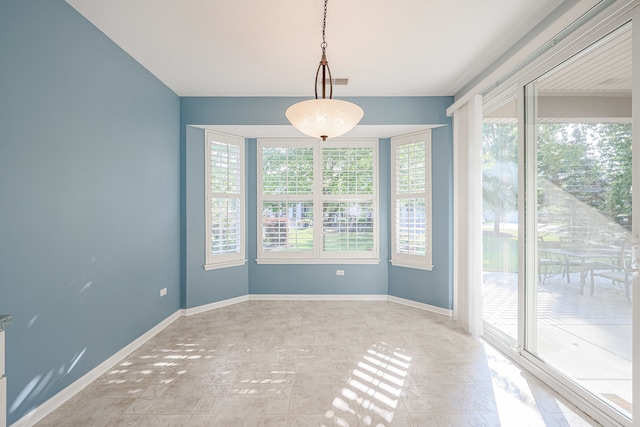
[256,138,379,264]
[204,130,246,270]
[390,130,433,270]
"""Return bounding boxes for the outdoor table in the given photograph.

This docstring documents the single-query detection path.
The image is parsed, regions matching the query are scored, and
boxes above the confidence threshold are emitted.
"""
[538,247,621,294]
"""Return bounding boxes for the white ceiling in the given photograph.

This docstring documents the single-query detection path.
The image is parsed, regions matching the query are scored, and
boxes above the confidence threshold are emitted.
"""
[65,0,565,97]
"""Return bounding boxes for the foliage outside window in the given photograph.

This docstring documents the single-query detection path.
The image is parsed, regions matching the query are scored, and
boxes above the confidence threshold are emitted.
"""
[478,123,632,270]
[391,130,432,270]
[257,139,379,264]
[536,123,632,233]
[204,131,245,270]
[482,122,518,234]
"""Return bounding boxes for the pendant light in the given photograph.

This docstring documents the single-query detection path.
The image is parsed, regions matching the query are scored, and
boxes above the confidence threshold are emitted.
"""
[285,0,364,141]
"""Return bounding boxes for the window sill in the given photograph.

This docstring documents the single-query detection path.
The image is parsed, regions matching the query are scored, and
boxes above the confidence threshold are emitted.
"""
[203,259,247,271]
[256,258,381,265]
[390,260,434,271]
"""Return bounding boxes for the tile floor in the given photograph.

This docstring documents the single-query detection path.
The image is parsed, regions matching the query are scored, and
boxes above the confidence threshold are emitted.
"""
[35,301,600,426]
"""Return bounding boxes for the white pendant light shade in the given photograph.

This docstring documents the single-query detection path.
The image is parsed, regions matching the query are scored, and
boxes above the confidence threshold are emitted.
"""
[286,98,364,140]
[285,0,363,141]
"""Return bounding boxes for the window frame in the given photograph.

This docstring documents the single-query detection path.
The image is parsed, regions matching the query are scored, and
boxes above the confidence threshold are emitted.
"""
[257,138,379,264]
[390,130,433,270]
[204,130,246,270]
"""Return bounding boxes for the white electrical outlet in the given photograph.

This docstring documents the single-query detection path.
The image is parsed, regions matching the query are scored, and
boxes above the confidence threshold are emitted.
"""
[160,288,167,297]
[336,270,345,276]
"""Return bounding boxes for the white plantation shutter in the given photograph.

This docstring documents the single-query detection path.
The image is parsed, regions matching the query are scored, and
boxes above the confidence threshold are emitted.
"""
[322,146,374,195]
[262,146,314,195]
[262,201,314,252]
[257,139,378,264]
[396,198,426,255]
[259,141,315,259]
[210,198,241,254]
[321,143,376,258]
[391,130,433,270]
[205,131,245,270]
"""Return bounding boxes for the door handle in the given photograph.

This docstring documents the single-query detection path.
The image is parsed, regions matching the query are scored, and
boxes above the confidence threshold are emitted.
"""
[622,240,640,274]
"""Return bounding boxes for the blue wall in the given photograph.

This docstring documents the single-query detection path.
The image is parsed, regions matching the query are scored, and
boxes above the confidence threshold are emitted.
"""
[181,97,453,303]
[0,1,180,424]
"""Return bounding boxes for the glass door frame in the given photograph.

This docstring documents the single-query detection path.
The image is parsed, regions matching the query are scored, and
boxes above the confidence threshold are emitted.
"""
[520,18,637,427]
[479,2,639,426]
[632,5,640,424]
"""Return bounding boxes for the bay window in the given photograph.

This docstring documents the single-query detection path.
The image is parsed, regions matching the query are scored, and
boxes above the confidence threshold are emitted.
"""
[257,139,379,264]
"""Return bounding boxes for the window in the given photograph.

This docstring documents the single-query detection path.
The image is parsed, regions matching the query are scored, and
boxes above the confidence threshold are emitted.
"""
[257,139,378,263]
[391,130,432,270]
[204,130,245,270]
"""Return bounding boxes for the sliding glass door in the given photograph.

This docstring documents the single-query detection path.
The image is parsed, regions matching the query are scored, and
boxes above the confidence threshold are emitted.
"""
[524,23,637,420]
[482,96,519,343]
[480,11,640,424]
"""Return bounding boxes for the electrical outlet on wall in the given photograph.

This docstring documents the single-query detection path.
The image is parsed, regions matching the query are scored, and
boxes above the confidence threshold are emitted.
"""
[336,270,344,276]
[160,288,167,297]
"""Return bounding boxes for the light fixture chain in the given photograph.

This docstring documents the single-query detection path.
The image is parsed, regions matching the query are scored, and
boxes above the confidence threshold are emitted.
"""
[285,0,363,140]
[321,0,328,53]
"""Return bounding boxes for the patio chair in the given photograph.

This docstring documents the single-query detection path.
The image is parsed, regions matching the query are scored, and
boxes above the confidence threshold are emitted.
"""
[538,237,566,283]
[590,261,632,299]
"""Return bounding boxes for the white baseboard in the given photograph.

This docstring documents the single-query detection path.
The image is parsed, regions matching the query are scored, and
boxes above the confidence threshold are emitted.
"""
[182,295,249,316]
[187,294,449,316]
[387,295,453,317]
[248,294,388,301]
[10,310,182,427]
